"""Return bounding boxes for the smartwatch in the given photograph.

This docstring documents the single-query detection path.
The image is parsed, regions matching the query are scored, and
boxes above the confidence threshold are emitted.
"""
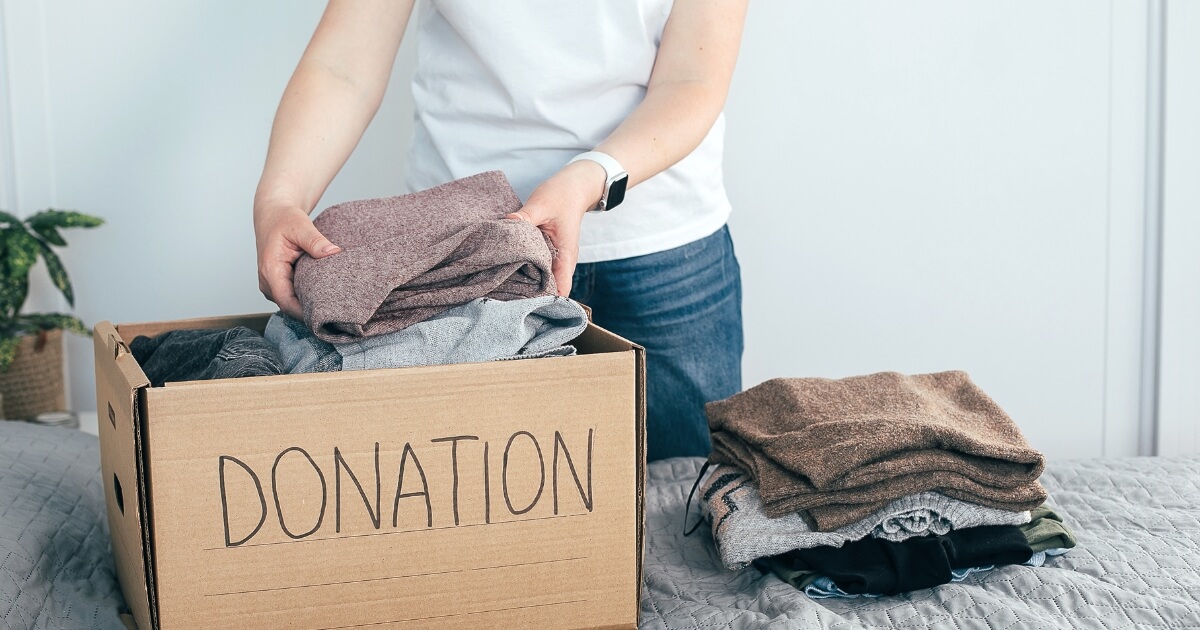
[568,151,629,212]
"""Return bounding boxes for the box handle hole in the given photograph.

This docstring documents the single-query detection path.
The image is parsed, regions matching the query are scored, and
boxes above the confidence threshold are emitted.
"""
[113,473,125,515]
[107,402,116,429]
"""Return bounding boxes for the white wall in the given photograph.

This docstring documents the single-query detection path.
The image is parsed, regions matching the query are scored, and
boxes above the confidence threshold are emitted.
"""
[0,0,419,419]
[724,1,1148,459]
[0,1,1191,459]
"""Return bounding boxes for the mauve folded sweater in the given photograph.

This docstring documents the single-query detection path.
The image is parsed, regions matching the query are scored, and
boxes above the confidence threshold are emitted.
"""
[293,171,557,343]
[707,371,1047,530]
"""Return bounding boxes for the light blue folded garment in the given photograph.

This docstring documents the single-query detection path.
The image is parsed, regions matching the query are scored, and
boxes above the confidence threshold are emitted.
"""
[265,296,587,374]
[265,312,341,373]
[802,548,1071,599]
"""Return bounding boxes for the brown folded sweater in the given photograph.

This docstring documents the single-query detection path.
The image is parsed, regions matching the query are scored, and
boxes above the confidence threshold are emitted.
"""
[293,171,557,343]
[708,371,1047,530]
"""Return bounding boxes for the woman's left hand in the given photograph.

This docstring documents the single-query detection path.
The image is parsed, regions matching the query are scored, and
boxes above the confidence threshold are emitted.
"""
[506,160,605,296]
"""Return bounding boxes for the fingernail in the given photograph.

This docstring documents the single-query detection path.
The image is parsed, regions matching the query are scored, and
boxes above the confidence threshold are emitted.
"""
[322,244,341,254]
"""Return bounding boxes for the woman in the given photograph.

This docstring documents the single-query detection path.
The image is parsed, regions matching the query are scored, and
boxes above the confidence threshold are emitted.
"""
[253,0,747,461]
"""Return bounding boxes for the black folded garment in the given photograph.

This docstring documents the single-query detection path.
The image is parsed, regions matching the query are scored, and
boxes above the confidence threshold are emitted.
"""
[769,525,1032,596]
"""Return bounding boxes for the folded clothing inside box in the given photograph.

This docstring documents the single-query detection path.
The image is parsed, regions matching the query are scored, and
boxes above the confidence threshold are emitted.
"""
[293,170,558,343]
[265,296,588,374]
[130,172,584,385]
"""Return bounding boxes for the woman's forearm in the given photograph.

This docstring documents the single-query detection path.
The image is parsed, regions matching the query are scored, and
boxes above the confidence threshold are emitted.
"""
[595,0,748,189]
[255,0,415,215]
[596,80,730,189]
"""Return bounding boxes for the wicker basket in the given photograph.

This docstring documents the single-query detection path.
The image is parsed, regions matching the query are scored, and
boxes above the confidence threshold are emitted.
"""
[0,329,66,420]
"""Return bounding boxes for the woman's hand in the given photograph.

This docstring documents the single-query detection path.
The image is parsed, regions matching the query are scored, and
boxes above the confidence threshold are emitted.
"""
[252,0,414,319]
[254,205,341,320]
[506,160,605,296]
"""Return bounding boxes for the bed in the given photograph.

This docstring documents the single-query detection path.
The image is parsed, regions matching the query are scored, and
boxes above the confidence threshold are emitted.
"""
[641,457,1200,629]
[4,421,1200,629]
[0,421,127,630]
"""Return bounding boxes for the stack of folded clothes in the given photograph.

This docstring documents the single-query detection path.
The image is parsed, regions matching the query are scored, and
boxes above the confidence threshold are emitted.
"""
[130,172,587,384]
[700,371,1077,598]
[272,170,587,373]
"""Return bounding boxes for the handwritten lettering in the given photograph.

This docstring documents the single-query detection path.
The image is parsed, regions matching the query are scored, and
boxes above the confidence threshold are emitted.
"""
[392,442,432,528]
[553,429,593,514]
[503,431,545,516]
[334,443,381,533]
[429,435,478,526]
[271,447,326,540]
[218,455,266,547]
[218,428,593,547]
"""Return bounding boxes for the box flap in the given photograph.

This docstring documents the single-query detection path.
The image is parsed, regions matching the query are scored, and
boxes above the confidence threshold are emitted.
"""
[93,321,157,630]
[117,313,272,339]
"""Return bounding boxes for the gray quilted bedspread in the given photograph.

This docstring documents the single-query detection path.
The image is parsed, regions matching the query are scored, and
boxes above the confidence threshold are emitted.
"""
[641,457,1200,630]
[5,419,1200,629]
[1,421,126,630]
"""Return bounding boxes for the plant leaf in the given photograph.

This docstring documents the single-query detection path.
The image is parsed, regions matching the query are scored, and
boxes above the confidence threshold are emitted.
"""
[0,210,21,228]
[31,223,66,246]
[0,336,20,371]
[0,229,39,319]
[16,313,90,336]
[0,273,29,322]
[4,228,40,277]
[26,209,104,230]
[35,240,73,306]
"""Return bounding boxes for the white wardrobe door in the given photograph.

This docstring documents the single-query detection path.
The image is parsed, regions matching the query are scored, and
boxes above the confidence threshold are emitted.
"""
[1157,1,1200,456]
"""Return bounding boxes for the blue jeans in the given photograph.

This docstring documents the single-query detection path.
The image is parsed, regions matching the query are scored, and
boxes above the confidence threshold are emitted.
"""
[570,225,744,461]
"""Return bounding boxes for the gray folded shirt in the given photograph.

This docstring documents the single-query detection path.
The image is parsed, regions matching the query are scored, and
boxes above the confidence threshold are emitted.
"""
[701,465,1032,570]
[265,296,587,374]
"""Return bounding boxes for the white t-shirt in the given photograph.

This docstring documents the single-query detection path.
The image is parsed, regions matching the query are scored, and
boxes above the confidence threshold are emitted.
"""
[405,0,732,263]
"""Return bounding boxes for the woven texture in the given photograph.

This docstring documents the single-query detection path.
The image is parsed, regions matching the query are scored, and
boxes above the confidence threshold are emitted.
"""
[641,456,1200,629]
[0,329,65,420]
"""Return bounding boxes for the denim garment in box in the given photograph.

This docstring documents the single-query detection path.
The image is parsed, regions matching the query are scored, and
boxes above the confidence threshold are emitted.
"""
[129,326,284,386]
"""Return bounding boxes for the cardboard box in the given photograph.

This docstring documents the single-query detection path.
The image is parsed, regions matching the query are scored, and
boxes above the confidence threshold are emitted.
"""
[94,313,645,629]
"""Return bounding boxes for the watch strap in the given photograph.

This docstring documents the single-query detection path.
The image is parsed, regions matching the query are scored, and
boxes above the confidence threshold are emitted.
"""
[568,151,629,212]
[568,151,626,181]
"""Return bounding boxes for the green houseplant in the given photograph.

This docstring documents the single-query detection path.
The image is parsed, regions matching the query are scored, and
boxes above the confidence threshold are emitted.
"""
[0,209,103,419]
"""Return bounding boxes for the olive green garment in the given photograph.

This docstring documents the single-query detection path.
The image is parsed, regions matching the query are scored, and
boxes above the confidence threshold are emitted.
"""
[1020,505,1077,553]
[755,558,823,590]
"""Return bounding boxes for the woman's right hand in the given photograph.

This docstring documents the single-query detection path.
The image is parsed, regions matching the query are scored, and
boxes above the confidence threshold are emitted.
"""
[254,205,341,320]
[252,0,414,319]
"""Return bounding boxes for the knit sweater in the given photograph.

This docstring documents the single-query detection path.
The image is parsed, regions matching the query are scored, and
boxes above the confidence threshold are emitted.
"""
[707,371,1047,530]
[293,171,557,343]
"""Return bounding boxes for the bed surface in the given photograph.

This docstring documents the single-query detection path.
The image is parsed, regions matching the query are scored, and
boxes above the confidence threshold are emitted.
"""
[0,421,126,630]
[641,457,1200,629]
[4,420,1200,629]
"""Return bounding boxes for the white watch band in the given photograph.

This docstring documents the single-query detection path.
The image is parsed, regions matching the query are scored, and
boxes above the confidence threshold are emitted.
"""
[568,151,625,181]
[568,151,629,211]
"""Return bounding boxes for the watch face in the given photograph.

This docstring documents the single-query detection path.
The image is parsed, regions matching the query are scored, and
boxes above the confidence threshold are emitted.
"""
[607,174,629,209]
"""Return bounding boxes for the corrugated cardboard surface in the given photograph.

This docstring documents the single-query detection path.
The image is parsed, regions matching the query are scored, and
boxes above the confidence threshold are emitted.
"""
[97,314,644,630]
[93,323,156,629]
